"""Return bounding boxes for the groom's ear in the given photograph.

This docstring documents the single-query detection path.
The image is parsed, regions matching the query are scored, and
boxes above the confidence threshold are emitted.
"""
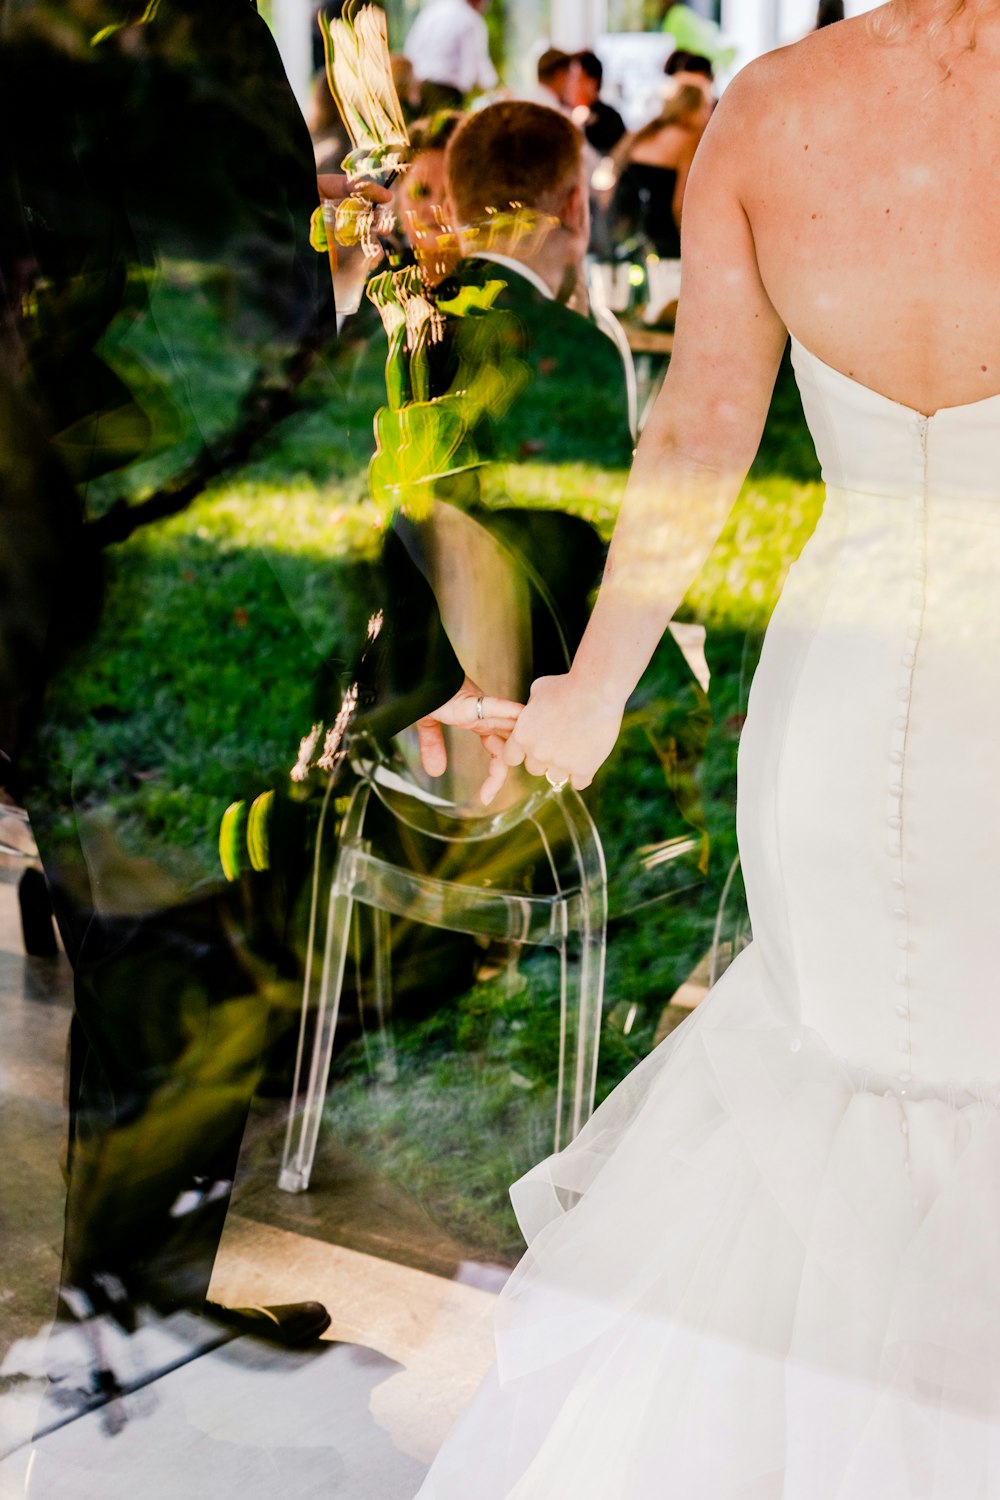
[559,178,590,248]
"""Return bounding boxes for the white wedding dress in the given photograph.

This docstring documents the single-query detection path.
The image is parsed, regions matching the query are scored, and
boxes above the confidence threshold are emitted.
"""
[415,337,1000,1499]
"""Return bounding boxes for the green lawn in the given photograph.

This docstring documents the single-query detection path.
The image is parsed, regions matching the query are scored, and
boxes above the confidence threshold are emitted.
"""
[33,271,824,1262]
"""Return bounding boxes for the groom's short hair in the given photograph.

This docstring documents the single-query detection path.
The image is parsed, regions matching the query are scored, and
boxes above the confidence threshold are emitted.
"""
[446,101,583,227]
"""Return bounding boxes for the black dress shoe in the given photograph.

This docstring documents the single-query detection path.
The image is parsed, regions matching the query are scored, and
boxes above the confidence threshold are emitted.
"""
[203,1299,332,1348]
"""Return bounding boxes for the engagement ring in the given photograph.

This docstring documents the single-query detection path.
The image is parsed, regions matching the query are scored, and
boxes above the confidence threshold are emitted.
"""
[545,770,569,791]
[475,696,485,721]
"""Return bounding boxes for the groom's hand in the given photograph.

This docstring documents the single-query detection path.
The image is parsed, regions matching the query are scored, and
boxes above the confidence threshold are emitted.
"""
[315,176,393,285]
[316,176,393,207]
[416,679,524,803]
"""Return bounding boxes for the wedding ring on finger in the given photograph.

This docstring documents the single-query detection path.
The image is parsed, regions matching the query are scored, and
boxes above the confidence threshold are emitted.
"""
[545,769,570,791]
[476,696,485,722]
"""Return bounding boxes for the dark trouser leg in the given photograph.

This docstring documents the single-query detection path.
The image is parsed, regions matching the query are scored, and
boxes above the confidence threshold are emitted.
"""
[54,886,271,1317]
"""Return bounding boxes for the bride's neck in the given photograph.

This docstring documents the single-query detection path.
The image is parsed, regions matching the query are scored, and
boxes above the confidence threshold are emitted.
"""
[900,0,999,30]
[885,0,1000,63]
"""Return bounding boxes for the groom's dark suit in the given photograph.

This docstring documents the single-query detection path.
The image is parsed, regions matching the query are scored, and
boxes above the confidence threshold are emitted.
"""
[5,0,463,1320]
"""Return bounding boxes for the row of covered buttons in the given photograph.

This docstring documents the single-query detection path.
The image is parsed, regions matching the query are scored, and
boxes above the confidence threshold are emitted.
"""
[891,419,931,1201]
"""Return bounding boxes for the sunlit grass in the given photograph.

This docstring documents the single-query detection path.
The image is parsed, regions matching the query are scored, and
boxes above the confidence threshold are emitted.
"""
[689,477,825,631]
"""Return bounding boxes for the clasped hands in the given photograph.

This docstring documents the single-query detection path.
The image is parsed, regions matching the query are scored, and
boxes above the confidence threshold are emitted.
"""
[418,674,624,807]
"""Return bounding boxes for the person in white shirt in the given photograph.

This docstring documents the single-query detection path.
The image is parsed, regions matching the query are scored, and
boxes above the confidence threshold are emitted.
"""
[403,0,498,115]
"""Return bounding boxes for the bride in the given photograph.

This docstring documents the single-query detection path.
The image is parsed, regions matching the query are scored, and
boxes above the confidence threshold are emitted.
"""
[417,2,1000,1496]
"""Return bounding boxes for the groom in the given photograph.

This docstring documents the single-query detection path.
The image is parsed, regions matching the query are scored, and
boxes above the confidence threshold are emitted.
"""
[3,0,344,1352]
[3,0,500,1369]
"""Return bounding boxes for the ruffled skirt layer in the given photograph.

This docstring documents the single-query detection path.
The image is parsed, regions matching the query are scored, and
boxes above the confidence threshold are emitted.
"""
[416,946,1000,1499]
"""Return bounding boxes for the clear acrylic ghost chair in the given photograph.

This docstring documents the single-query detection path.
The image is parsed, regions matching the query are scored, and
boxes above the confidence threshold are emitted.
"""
[709,854,752,987]
[279,503,609,1195]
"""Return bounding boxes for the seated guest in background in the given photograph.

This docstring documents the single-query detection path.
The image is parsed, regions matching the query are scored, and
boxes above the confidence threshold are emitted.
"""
[569,50,626,156]
[532,47,574,115]
[441,99,637,473]
[403,0,498,115]
[611,83,710,260]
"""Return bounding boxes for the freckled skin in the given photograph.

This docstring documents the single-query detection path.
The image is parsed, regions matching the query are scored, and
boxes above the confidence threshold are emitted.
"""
[714,6,1000,412]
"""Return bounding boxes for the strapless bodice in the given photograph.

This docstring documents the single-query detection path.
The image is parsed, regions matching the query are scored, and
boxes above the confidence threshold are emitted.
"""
[735,338,1000,1090]
[790,334,1000,504]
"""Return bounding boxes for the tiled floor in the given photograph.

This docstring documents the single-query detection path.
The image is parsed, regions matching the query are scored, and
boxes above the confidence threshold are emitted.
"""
[0,861,499,1499]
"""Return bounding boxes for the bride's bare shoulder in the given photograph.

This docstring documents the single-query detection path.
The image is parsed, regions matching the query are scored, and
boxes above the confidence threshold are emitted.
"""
[715,12,887,123]
[706,13,888,170]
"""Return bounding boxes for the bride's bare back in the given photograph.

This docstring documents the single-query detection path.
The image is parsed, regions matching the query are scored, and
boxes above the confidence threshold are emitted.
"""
[729,3,1000,414]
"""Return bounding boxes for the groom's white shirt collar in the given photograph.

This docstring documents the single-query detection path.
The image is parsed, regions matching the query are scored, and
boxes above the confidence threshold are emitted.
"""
[465,250,554,302]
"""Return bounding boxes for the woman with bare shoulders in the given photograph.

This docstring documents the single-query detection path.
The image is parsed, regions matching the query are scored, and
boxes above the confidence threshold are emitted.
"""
[611,83,711,258]
[416,2,1000,1493]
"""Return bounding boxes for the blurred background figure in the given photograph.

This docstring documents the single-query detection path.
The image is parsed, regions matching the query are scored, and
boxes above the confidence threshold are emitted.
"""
[532,47,574,115]
[403,0,498,115]
[392,52,424,121]
[611,83,711,262]
[395,111,463,286]
[569,51,626,157]
[815,0,845,26]
[663,47,716,102]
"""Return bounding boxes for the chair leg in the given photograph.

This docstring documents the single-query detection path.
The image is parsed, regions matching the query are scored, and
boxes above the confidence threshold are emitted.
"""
[554,931,569,1155]
[370,904,396,1080]
[551,793,608,1150]
[278,871,356,1194]
[554,922,607,1150]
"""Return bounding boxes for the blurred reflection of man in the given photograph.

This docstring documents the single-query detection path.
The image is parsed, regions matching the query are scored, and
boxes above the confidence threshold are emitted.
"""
[5,2,516,1412]
[403,0,498,115]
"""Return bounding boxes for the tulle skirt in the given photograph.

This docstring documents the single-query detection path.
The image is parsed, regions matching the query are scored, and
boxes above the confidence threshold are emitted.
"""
[415,945,1000,1499]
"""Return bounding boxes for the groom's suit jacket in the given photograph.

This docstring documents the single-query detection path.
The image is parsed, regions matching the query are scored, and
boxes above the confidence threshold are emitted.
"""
[3,0,464,1315]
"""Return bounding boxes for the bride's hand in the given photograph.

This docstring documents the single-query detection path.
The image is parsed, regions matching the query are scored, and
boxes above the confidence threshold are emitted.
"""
[495,674,625,804]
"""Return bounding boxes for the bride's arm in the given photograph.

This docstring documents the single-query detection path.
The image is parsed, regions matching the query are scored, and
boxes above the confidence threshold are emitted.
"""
[500,81,789,796]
